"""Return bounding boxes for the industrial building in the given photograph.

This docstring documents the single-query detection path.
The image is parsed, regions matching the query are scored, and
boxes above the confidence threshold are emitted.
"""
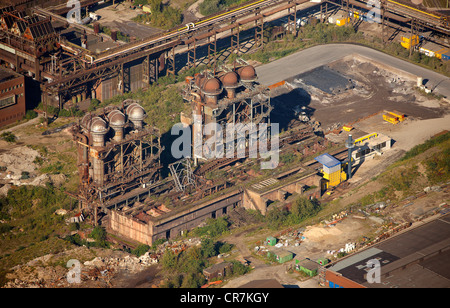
[324,213,450,288]
[0,67,25,127]
[102,66,323,245]
[0,0,447,114]
[314,153,347,189]
[295,258,319,277]
[181,62,272,165]
[352,132,392,163]
[70,99,163,224]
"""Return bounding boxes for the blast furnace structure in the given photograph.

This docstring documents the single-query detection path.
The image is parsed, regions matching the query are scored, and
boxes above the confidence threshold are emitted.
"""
[70,100,163,224]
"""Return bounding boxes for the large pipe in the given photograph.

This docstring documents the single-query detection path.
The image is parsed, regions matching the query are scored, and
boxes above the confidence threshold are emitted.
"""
[346,134,354,180]
[88,117,108,185]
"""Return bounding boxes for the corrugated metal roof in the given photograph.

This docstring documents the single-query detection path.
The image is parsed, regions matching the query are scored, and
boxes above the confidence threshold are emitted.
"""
[328,247,383,272]
[314,153,341,168]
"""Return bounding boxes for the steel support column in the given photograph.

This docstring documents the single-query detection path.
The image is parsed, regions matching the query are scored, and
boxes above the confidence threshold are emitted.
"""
[255,16,264,50]
[288,2,297,36]
[167,46,176,76]
[207,29,217,68]
[231,21,240,56]
[187,37,197,69]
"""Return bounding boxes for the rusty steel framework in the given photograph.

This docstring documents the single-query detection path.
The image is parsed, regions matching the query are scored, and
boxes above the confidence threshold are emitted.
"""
[70,100,163,224]
[0,6,59,81]
[0,0,449,114]
[180,60,272,179]
[0,0,305,111]
[334,0,449,47]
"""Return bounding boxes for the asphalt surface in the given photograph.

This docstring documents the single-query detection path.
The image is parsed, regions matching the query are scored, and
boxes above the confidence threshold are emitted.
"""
[255,44,450,99]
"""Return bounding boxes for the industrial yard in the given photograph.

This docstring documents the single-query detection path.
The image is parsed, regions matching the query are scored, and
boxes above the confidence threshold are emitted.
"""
[0,0,450,290]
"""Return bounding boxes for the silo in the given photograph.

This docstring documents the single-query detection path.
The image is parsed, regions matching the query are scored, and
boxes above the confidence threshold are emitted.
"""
[126,102,145,129]
[108,110,126,142]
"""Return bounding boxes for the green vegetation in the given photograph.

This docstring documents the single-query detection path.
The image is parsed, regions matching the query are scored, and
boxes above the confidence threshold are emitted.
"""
[0,131,16,143]
[265,196,322,230]
[133,0,149,5]
[0,185,76,280]
[352,131,450,209]
[199,0,245,16]
[160,236,248,288]
[133,0,182,30]
[36,102,84,118]
[99,84,187,133]
[25,110,38,120]
[242,23,362,64]
[156,216,248,288]
[131,244,151,257]
[401,131,450,161]
[423,137,450,185]
[190,216,231,238]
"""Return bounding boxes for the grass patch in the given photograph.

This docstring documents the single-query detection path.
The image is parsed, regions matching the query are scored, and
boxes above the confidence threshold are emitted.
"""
[401,131,450,161]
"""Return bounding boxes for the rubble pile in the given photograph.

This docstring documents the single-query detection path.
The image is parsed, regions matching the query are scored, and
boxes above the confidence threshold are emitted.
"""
[3,248,153,288]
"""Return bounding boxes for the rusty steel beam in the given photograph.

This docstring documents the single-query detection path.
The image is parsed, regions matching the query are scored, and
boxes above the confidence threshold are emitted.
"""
[42,39,180,93]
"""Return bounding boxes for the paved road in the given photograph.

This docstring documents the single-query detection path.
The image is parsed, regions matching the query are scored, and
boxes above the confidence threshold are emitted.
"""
[255,44,450,99]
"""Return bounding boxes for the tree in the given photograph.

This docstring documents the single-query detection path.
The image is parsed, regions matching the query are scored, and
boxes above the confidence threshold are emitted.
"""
[90,226,107,247]
[201,237,217,258]
[161,248,178,270]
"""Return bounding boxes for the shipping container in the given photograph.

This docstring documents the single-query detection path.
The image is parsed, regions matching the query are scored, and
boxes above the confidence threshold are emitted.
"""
[383,113,399,124]
[419,42,444,58]
[336,17,349,26]
[276,250,294,264]
[389,110,405,121]
[435,48,449,59]
[266,236,277,246]
[400,35,419,49]
[342,125,353,132]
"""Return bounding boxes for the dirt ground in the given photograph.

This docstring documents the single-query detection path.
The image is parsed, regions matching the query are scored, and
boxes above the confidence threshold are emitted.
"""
[91,2,163,39]
[278,57,447,132]
[221,56,450,288]
[222,217,373,288]
[90,0,205,39]
[0,116,76,193]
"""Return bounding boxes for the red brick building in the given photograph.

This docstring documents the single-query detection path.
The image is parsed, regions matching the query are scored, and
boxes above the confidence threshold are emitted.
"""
[0,67,25,127]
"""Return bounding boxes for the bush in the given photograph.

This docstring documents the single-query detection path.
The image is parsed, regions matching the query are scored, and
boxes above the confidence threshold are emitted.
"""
[90,226,108,247]
[425,146,450,184]
[88,99,101,112]
[132,244,150,257]
[1,132,16,143]
[25,110,38,120]
[266,196,322,229]
[199,0,243,16]
[191,216,231,238]
[135,0,182,30]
